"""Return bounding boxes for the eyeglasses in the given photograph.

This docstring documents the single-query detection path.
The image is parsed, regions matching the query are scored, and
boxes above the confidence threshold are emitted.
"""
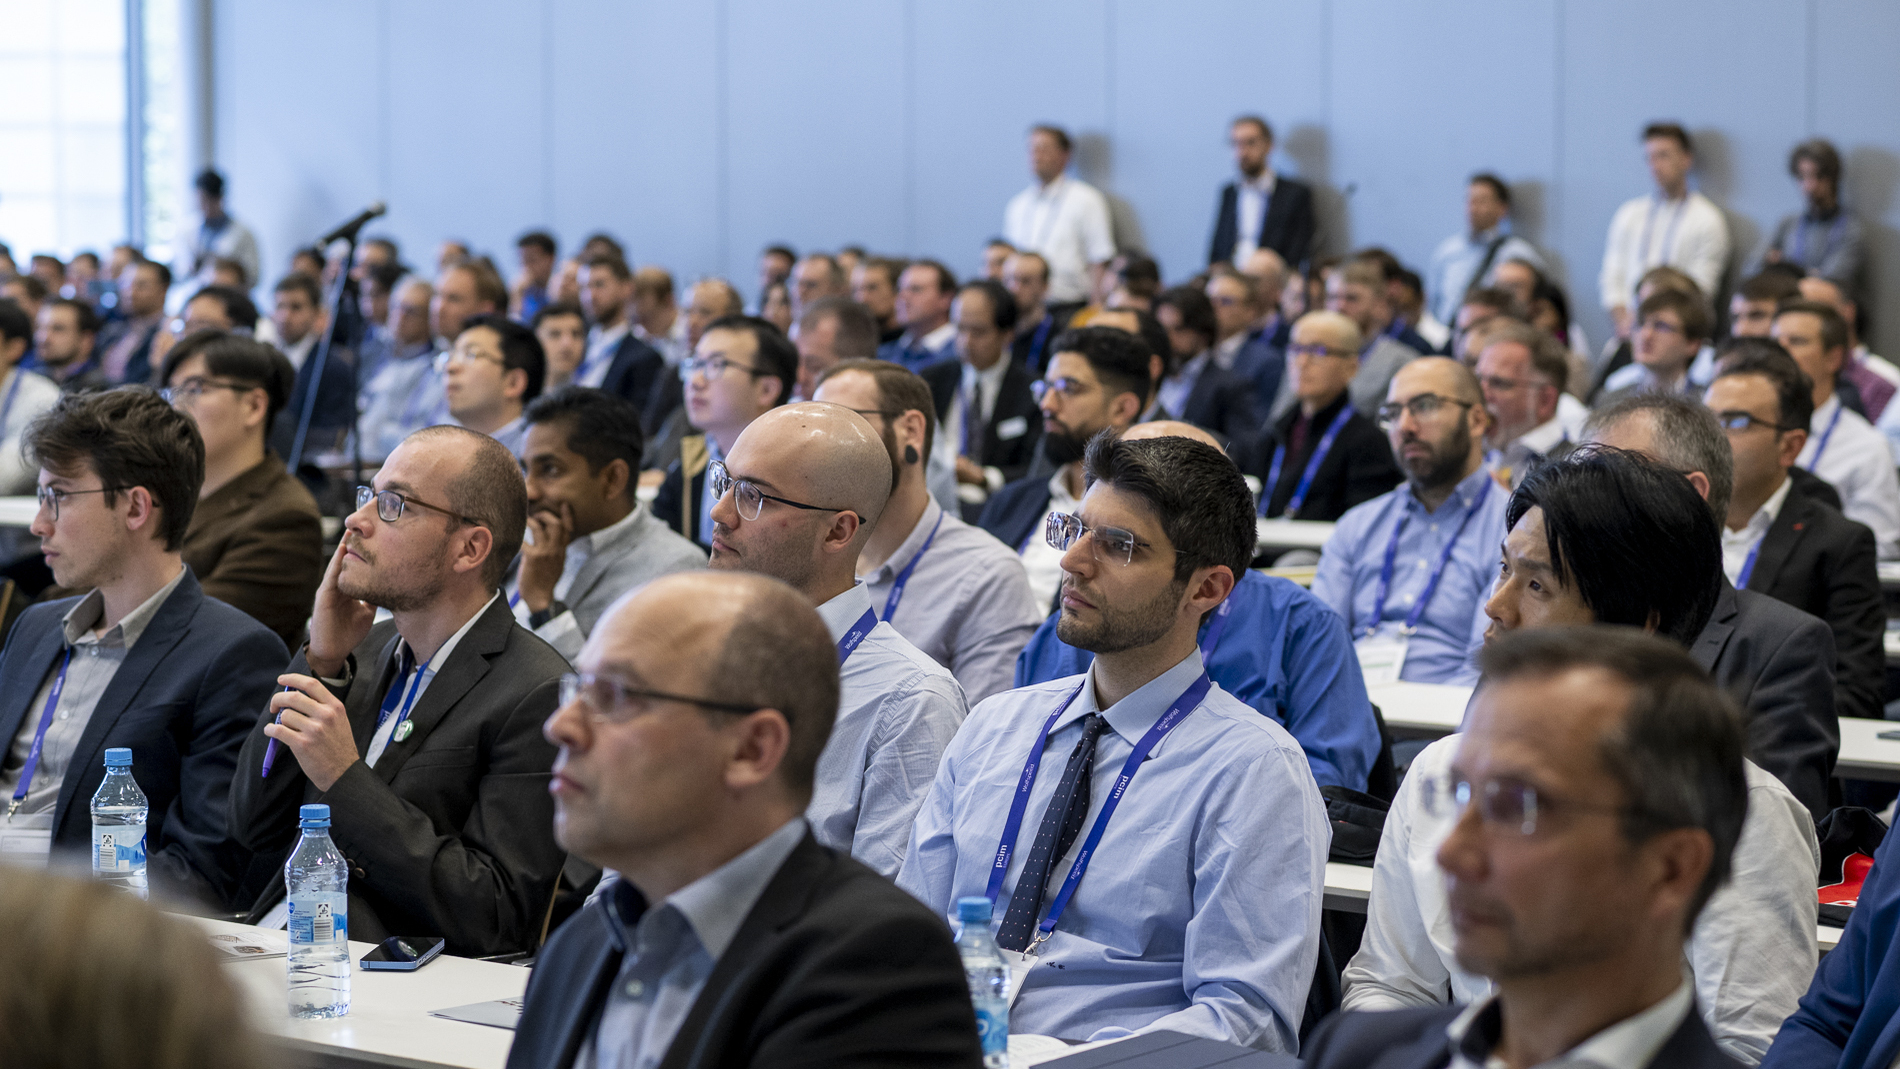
[1287,343,1354,362]
[355,485,481,528]
[1376,394,1475,430]
[1714,410,1794,434]
[36,485,119,520]
[559,672,760,724]
[1030,376,1093,402]
[161,377,258,405]
[1419,771,1625,837]
[1045,511,1153,566]
[1639,318,1683,337]
[1477,374,1548,394]
[708,460,855,523]
[432,349,505,373]
[679,354,764,382]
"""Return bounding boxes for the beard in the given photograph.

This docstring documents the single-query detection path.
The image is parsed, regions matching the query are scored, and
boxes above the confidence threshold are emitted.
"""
[1401,418,1473,490]
[1042,425,1091,467]
[336,538,447,613]
[1055,577,1185,655]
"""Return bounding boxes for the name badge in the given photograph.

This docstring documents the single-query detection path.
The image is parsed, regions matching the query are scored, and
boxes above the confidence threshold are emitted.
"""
[999,947,1036,1009]
[0,813,53,867]
[1355,629,1410,687]
[996,416,1029,442]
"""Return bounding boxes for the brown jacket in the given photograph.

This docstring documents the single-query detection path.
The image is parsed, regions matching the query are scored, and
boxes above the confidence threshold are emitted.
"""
[181,453,325,648]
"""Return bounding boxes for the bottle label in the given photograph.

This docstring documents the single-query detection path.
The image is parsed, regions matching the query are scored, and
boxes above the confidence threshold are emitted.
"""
[975,1004,1009,1055]
[91,823,146,873]
[288,893,349,946]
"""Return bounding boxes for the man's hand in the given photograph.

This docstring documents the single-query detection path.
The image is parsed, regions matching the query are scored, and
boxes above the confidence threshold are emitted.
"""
[519,504,575,614]
[1610,304,1632,340]
[307,539,377,678]
[954,456,987,487]
[265,674,360,792]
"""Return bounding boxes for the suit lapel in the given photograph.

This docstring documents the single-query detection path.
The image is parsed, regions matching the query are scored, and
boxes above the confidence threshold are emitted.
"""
[562,510,647,611]
[351,629,407,757]
[546,906,629,1068]
[1688,580,1739,674]
[0,619,67,753]
[1746,491,1807,595]
[364,599,511,783]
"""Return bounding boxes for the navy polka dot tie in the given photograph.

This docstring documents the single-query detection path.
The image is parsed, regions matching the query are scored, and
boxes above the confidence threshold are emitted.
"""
[996,713,1104,952]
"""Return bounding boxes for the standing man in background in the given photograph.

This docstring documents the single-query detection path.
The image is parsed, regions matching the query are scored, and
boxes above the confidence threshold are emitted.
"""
[175,169,260,297]
[1599,122,1731,339]
[1004,125,1116,308]
[1208,115,1316,270]
[1426,174,1545,328]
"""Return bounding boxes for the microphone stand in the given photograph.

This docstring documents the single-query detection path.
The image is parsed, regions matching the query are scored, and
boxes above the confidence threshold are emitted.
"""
[287,225,366,503]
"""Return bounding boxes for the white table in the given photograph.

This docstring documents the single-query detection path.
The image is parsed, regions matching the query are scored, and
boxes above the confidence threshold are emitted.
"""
[0,496,35,528]
[196,918,523,1069]
[1368,682,1471,737]
[1256,518,1334,553]
[1837,717,1900,783]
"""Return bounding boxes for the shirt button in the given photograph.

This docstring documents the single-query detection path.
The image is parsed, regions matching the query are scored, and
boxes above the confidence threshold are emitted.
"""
[625,979,645,998]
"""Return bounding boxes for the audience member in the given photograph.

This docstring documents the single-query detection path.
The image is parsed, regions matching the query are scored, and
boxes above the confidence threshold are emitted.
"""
[266,271,355,461]
[1451,286,1527,364]
[790,252,849,320]
[229,426,569,957]
[1354,248,1440,356]
[1149,285,1257,444]
[1209,115,1316,269]
[97,259,169,385]
[1476,319,1576,488]
[1205,267,1286,410]
[793,294,879,401]
[30,297,104,391]
[175,168,260,295]
[1599,122,1732,339]
[575,255,670,428]
[0,300,60,494]
[1097,251,1160,311]
[902,432,1327,1051]
[357,277,440,460]
[1795,275,1900,425]
[756,244,795,306]
[1320,258,1421,416]
[852,256,906,345]
[510,230,556,322]
[433,258,505,349]
[1586,265,1705,401]
[1773,299,1900,558]
[1003,250,1067,374]
[683,276,744,349]
[1765,138,1865,303]
[1003,125,1116,306]
[1240,247,1295,344]
[1249,310,1402,521]
[531,300,587,389]
[629,266,689,367]
[924,279,1044,506]
[984,237,1014,279]
[1599,286,1712,400]
[1731,270,1801,340]
[880,260,959,373]
[760,281,793,334]
[1426,174,1546,328]
[3,274,48,331]
[439,314,546,456]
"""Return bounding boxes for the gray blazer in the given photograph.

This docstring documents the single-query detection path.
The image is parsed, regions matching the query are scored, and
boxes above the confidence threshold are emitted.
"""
[528,505,708,662]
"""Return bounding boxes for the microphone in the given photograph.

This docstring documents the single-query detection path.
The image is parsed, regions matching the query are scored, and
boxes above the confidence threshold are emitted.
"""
[318,201,387,245]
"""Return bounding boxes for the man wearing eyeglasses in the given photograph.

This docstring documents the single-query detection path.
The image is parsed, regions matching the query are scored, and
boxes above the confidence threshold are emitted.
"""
[651,315,798,550]
[900,433,1327,1051]
[1776,299,1900,560]
[438,314,546,457]
[703,402,967,875]
[1597,287,1710,402]
[229,425,571,957]
[1312,357,1506,686]
[1315,628,1757,1069]
[1474,321,1578,491]
[1247,310,1400,522]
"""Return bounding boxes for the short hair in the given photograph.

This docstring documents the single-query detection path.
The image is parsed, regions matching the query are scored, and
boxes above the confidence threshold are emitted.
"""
[1738,270,1802,305]
[516,230,556,257]
[193,167,225,198]
[1479,319,1569,394]
[367,259,405,296]
[1468,172,1512,207]
[582,253,632,282]
[1231,115,1273,142]
[8,275,48,303]
[1030,124,1072,153]
[957,279,1018,333]
[1338,257,1386,293]
[364,236,399,263]
[523,385,646,484]
[858,257,903,290]
[188,285,259,331]
[459,313,547,404]
[1083,432,1254,585]
[705,314,798,407]
[1789,138,1842,186]
[1155,286,1219,347]
[407,425,528,589]
[1506,446,1721,647]
[71,251,99,270]
[1636,287,1712,343]
[581,232,625,260]
[1112,253,1161,300]
[1008,251,1050,285]
[0,299,29,345]
[1639,265,1701,300]
[907,259,957,296]
[797,296,879,359]
[134,259,173,291]
[632,266,674,304]
[1642,121,1693,153]
[159,331,294,435]
[47,297,99,336]
[1208,265,1261,308]
[1463,286,1527,320]
[817,358,939,463]
[985,237,1014,252]
[451,258,509,312]
[1714,337,1813,434]
[531,300,587,331]
[27,388,205,551]
[762,244,797,263]
[273,270,322,308]
[1776,298,1850,355]
[1049,326,1154,409]
[1477,626,1748,926]
[693,277,745,317]
[1584,393,1733,524]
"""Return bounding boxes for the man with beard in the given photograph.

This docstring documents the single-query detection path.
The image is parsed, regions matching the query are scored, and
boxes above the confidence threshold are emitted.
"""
[228,426,570,958]
[900,433,1328,1052]
[978,326,1154,609]
[1313,357,1506,686]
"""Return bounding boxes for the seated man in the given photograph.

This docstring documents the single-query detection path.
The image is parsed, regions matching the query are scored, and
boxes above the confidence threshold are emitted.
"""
[1475,319,1576,489]
[1598,286,1711,400]
[512,386,706,662]
[922,280,1044,509]
[440,314,545,457]
[357,277,440,461]
[1775,298,1900,559]
[1345,450,1819,1065]
[160,332,325,649]
[1708,341,1883,724]
[507,572,984,1069]
[901,433,1328,1052]
[1313,358,1507,686]
[0,298,64,493]
[1585,395,1840,822]
[265,271,356,462]
[1018,421,1381,792]
[812,360,1041,704]
[30,297,106,392]
[878,260,958,373]
[576,254,671,431]
[0,389,285,908]
[708,403,967,875]
[1151,285,1258,446]
[532,301,588,391]
[1312,628,1757,1069]
[228,427,569,957]
[1246,310,1401,521]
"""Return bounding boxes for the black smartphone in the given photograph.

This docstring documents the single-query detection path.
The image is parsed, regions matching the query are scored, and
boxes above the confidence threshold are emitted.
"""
[1878,729,1900,742]
[360,935,446,971]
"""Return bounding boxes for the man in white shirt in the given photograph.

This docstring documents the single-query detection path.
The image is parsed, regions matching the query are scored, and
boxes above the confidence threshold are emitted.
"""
[358,278,441,461]
[174,168,260,296]
[1003,125,1116,306]
[439,315,544,457]
[1475,320,1574,489]
[630,267,690,367]
[1427,174,1546,327]
[1599,122,1732,339]
[1775,299,1900,558]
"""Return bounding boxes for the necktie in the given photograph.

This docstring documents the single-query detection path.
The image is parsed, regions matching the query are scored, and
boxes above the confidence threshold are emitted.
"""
[996,713,1105,952]
[961,384,982,460]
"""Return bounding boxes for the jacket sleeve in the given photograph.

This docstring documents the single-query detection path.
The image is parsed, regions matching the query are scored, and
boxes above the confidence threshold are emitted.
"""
[1823,520,1888,723]
[1343,430,1404,513]
[193,504,325,647]
[650,462,685,530]
[1743,614,1839,824]
[226,644,338,858]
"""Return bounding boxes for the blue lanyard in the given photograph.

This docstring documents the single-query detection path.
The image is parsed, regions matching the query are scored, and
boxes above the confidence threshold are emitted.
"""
[1366,479,1493,635]
[577,330,619,384]
[882,513,944,620]
[1637,195,1687,268]
[837,608,878,664]
[1198,599,1233,658]
[1736,536,1766,590]
[7,649,75,815]
[1789,213,1846,267]
[1810,402,1845,466]
[1262,404,1355,518]
[377,646,426,739]
[984,671,1213,943]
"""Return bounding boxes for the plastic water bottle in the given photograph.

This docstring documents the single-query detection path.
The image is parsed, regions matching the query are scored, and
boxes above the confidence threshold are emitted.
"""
[286,804,350,1019]
[90,747,147,898]
[955,896,1010,1068]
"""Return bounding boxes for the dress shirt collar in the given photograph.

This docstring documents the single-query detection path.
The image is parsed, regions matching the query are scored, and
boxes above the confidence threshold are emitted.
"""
[657,816,807,961]
[1036,174,1069,199]
[575,502,646,560]
[1239,168,1276,196]
[1728,474,1793,538]
[1447,976,1693,1069]
[283,333,317,371]
[1060,647,1208,747]
[1403,465,1494,518]
[62,565,187,648]
[394,590,500,676]
[588,321,629,350]
[1813,390,1841,428]
[961,354,1010,403]
[814,582,876,643]
[863,498,945,585]
[1213,332,1246,369]
[910,321,956,352]
[1168,350,1211,386]
[1512,414,1569,457]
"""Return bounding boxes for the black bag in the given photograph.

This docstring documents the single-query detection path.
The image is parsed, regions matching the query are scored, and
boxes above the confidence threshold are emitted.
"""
[1816,806,1888,927]
[1321,785,1388,864]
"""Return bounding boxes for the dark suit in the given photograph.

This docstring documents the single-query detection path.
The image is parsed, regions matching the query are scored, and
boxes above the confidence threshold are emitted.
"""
[181,454,325,649]
[1742,487,1885,723]
[1690,580,1838,823]
[270,343,359,462]
[1172,359,1260,450]
[228,596,568,957]
[0,570,285,908]
[1303,1001,1740,1069]
[600,333,674,436]
[506,829,983,1069]
[652,434,715,549]
[1208,176,1317,268]
[1010,309,1071,377]
[1245,392,1402,522]
[1790,463,1845,512]
[977,472,1055,557]
[921,358,1043,484]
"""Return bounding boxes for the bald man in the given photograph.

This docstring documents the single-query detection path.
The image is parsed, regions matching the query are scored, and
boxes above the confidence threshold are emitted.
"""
[1313,358,1506,686]
[708,403,968,875]
[1016,422,1382,790]
[1248,310,1402,522]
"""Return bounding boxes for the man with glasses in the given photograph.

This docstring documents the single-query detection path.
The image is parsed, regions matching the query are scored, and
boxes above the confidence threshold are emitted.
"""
[1319,628,1771,1069]
[900,433,1328,1052]
[1775,299,1900,560]
[507,571,985,1069]
[1247,309,1400,522]
[437,314,546,457]
[1475,320,1577,490]
[357,277,439,462]
[229,426,570,958]
[1598,287,1710,402]
[1342,453,1819,1064]
[1313,357,1505,686]
[704,402,967,875]
[652,315,797,549]
[0,389,285,909]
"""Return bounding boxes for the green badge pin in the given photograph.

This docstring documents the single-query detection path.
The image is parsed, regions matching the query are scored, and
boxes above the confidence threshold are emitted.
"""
[393,720,414,742]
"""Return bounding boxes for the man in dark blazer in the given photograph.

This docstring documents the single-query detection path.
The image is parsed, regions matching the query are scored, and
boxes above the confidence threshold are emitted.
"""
[1303,628,1748,1069]
[508,570,983,1069]
[922,280,1043,506]
[1150,285,1258,450]
[1207,116,1317,269]
[1247,310,1401,520]
[0,388,285,910]
[579,254,673,435]
[229,426,568,958]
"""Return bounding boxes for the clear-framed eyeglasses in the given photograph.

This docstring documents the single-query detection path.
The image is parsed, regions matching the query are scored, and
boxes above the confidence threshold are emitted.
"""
[1418,771,1626,837]
[708,460,854,523]
[1044,511,1152,566]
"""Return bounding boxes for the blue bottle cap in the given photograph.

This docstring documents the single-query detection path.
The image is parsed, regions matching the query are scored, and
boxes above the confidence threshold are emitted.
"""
[299,804,331,827]
[956,896,993,923]
[103,747,133,768]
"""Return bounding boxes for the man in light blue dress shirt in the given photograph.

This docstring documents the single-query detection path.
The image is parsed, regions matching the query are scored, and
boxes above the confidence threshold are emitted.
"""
[900,433,1328,1053]
[1313,358,1507,686]
[1425,174,1546,327]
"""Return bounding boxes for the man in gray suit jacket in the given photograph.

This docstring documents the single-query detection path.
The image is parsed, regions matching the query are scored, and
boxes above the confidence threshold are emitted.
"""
[514,387,707,662]
[229,426,569,958]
